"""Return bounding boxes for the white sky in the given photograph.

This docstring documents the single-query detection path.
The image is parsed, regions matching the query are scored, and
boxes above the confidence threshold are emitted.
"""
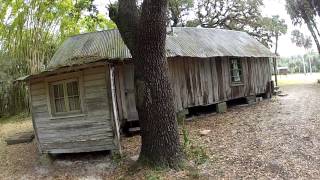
[94,0,318,57]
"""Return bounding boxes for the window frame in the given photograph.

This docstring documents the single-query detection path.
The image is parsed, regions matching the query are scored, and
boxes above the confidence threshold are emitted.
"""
[50,79,81,115]
[46,72,84,117]
[229,58,244,86]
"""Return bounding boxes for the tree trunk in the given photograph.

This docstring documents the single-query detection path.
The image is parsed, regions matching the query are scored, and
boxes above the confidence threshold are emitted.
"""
[303,57,306,75]
[109,0,183,167]
[306,21,320,54]
[274,34,279,86]
[308,56,312,74]
[135,0,183,167]
[301,10,320,54]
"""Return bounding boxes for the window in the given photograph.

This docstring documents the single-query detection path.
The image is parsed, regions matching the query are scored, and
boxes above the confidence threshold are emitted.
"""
[230,58,243,84]
[50,80,81,115]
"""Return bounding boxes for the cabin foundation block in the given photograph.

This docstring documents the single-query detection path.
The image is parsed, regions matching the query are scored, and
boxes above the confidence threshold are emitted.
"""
[216,102,227,113]
[246,95,257,105]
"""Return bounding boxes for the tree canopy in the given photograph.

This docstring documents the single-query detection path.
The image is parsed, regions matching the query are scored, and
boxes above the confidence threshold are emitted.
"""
[291,30,313,50]
[261,15,288,54]
[286,0,320,54]
[0,0,116,116]
[169,0,194,27]
[186,0,279,47]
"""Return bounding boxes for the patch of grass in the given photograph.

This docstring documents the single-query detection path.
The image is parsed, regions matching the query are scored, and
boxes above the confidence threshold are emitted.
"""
[0,112,30,124]
[187,145,209,165]
[145,170,161,180]
[181,124,209,165]
[186,166,201,179]
[111,152,126,165]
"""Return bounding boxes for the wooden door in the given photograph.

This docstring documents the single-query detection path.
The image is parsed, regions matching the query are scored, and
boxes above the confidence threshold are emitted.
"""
[123,64,139,121]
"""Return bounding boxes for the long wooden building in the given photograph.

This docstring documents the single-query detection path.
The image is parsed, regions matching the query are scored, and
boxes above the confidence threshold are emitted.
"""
[21,27,275,154]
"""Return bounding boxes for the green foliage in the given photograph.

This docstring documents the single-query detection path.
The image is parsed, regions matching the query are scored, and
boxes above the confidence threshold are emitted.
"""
[181,119,209,165]
[0,112,29,124]
[168,0,194,27]
[145,170,161,180]
[291,30,313,49]
[278,52,320,73]
[259,15,287,54]
[0,0,116,116]
[80,13,117,32]
[111,152,125,165]
[187,0,281,47]
[261,16,288,39]
[285,0,320,54]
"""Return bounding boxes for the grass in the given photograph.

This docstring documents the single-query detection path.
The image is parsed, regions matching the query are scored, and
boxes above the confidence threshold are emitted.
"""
[273,73,320,86]
[0,112,30,124]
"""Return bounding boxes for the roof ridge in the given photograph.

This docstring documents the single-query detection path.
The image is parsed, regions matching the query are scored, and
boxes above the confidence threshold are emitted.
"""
[69,29,118,38]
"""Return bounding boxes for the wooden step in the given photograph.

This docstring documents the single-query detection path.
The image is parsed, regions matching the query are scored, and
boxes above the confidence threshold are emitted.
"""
[5,131,34,145]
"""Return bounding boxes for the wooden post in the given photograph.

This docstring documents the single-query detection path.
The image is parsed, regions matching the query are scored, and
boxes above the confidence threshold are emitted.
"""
[273,57,278,87]
[109,65,122,155]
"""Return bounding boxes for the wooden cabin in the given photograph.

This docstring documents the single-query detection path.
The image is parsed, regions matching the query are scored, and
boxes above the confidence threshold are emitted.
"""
[277,67,289,75]
[21,28,275,154]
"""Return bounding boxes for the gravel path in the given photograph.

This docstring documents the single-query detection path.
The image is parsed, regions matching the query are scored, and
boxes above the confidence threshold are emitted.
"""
[1,83,320,179]
[187,83,320,179]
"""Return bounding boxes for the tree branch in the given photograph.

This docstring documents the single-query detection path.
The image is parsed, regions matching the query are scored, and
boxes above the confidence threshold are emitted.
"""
[109,0,140,56]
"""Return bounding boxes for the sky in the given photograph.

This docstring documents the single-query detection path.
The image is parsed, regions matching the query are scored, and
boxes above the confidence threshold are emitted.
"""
[94,0,318,57]
[262,0,317,57]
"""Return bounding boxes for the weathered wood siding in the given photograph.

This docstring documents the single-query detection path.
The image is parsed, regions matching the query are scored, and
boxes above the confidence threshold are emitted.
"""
[30,66,117,153]
[168,57,271,111]
[114,57,271,123]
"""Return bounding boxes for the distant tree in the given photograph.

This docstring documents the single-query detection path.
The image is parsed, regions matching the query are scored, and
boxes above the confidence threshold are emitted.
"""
[169,0,194,27]
[187,0,274,46]
[291,30,313,74]
[286,0,320,54]
[260,15,287,86]
[262,16,288,55]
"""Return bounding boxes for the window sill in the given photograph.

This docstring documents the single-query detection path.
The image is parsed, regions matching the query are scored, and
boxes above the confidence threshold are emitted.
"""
[231,83,244,87]
[49,114,87,120]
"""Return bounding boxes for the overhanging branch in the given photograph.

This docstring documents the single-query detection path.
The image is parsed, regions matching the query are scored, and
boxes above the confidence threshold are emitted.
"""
[109,0,140,56]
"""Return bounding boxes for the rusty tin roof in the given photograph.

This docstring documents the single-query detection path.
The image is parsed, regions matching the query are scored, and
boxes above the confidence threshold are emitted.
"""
[48,27,274,70]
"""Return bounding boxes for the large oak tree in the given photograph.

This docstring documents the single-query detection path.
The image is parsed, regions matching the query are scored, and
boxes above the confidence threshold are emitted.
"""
[109,0,183,167]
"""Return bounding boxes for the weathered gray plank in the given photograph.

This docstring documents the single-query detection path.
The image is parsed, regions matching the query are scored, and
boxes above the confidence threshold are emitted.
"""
[47,145,116,154]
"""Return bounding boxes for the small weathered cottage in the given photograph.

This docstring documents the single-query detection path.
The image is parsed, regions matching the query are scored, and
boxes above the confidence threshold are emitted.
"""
[22,27,274,154]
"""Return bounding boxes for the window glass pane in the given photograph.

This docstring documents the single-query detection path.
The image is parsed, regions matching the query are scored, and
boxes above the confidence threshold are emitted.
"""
[53,83,66,112]
[67,81,80,111]
[53,84,64,98]
[67,81,79,96]
[230,59,242,83]
[69,96,80,111]
[55,98,66,112]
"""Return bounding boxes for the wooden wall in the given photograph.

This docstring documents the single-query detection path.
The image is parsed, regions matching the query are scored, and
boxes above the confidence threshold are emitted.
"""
[30,66,117,154]
[114,57,271,124]
[168,57,271,112]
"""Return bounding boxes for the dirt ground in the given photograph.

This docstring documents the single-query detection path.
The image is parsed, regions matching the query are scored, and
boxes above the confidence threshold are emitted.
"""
[1,81,320,179]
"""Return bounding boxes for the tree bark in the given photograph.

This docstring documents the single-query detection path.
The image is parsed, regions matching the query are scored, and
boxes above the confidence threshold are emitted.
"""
[301,9,320,54]
[109,0,183,167]
[303,56,306,75]
[274,34,279,86]
[135,0,183,167]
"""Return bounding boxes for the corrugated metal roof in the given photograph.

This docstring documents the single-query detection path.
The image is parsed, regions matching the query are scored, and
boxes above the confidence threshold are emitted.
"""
[48,27,275,69]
